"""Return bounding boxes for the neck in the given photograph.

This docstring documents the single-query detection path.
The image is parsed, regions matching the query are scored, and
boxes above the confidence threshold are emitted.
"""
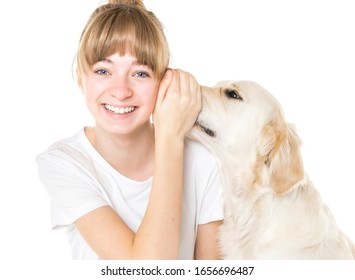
[85,122,155,181]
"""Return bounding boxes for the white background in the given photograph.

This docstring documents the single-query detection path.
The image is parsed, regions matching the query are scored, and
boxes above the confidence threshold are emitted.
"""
[0,0,354,276]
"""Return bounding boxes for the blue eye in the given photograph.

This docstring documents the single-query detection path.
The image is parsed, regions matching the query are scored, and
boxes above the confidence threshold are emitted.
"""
[95,69,110,76]
[135,71,149,78]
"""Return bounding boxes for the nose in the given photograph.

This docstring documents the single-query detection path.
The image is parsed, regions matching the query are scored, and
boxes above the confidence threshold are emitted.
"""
[109,76,132,100]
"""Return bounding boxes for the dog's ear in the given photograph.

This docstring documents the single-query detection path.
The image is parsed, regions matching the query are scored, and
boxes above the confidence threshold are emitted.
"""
[258,114,304,194]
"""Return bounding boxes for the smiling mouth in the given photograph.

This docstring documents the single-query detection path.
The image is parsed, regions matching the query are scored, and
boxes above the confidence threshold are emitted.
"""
[104,104,136,114]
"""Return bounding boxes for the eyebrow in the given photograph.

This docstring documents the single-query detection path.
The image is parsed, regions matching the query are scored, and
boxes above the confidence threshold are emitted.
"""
[97,58,114,64]
[97,58,144,66]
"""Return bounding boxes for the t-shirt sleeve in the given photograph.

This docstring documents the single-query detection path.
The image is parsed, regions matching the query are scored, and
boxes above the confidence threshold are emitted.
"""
[36,152,109,230]
[198,162,224,225]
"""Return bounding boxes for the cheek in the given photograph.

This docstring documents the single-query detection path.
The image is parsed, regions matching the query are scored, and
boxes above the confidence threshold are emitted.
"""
[141,83,159,109]
[80,79,102,114]
[81,78,97,98]
[83,86,98,109]
[151,86,159,106]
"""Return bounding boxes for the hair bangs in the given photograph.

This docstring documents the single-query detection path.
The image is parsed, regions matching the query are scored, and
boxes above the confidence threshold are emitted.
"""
[77,5,169,79]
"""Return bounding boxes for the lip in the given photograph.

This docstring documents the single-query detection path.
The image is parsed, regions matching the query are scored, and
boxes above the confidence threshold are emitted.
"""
[194,122,216,137]
[101,103,138,119]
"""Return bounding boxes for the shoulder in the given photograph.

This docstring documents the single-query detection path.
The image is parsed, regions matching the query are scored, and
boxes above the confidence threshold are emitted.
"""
[36,129,104,199]
[184,139,220,184]
[36,129,89,172]
[183,140,224,223]
[184,139,218,170]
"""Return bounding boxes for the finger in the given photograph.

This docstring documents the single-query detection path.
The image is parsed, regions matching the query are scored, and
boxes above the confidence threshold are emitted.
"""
[156,69,174,107]
[166,69,181,97]
[189,74,199,100]
[188,76,201,119]
[176,69,191,97]
[180,70,200,107]
[194,83,202,112]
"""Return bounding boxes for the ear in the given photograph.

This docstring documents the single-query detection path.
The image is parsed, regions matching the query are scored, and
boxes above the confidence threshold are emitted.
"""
[258,114,304,194]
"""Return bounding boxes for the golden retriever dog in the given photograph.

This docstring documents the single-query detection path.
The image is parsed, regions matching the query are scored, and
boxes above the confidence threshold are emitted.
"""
[189,80,355,259]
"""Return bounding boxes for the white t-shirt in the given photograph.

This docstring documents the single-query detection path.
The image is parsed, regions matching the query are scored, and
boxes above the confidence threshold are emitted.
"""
[36,128,223,260]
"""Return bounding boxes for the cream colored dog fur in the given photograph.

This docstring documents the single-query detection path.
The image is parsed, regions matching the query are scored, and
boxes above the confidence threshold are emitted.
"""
[189,80,355,259]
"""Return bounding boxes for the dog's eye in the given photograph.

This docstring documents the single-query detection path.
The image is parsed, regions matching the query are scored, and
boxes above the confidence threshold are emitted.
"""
[225,89,243,100]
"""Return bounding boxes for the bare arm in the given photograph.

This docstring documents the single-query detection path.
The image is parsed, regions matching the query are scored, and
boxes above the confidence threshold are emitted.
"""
[74,70,201,259]
[195,220,223,260]
[75,138,184,259]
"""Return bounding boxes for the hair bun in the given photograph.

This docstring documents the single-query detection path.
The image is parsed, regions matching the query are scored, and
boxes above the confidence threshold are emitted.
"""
[108,0,146,9]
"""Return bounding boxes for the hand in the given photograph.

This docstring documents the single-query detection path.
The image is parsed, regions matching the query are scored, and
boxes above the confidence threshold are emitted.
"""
[153,69,201,142]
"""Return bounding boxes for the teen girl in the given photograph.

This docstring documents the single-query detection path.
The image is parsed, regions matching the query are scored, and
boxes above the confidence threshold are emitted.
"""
[36,0,223,259]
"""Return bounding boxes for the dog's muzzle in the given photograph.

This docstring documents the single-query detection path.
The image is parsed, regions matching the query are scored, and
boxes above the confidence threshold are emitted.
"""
[195,122,216,137]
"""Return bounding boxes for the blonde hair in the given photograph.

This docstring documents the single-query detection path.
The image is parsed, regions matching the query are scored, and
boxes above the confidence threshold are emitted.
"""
[76,0,169,79]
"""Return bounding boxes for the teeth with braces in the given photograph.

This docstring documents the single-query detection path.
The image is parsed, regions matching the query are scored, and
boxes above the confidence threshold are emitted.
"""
[105,104,135,114]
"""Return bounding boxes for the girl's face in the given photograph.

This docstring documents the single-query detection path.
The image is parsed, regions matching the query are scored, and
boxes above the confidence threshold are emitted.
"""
[79,52,160,136]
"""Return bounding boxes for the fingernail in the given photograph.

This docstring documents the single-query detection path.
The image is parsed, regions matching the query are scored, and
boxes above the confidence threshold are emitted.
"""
[164,69,172,78]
